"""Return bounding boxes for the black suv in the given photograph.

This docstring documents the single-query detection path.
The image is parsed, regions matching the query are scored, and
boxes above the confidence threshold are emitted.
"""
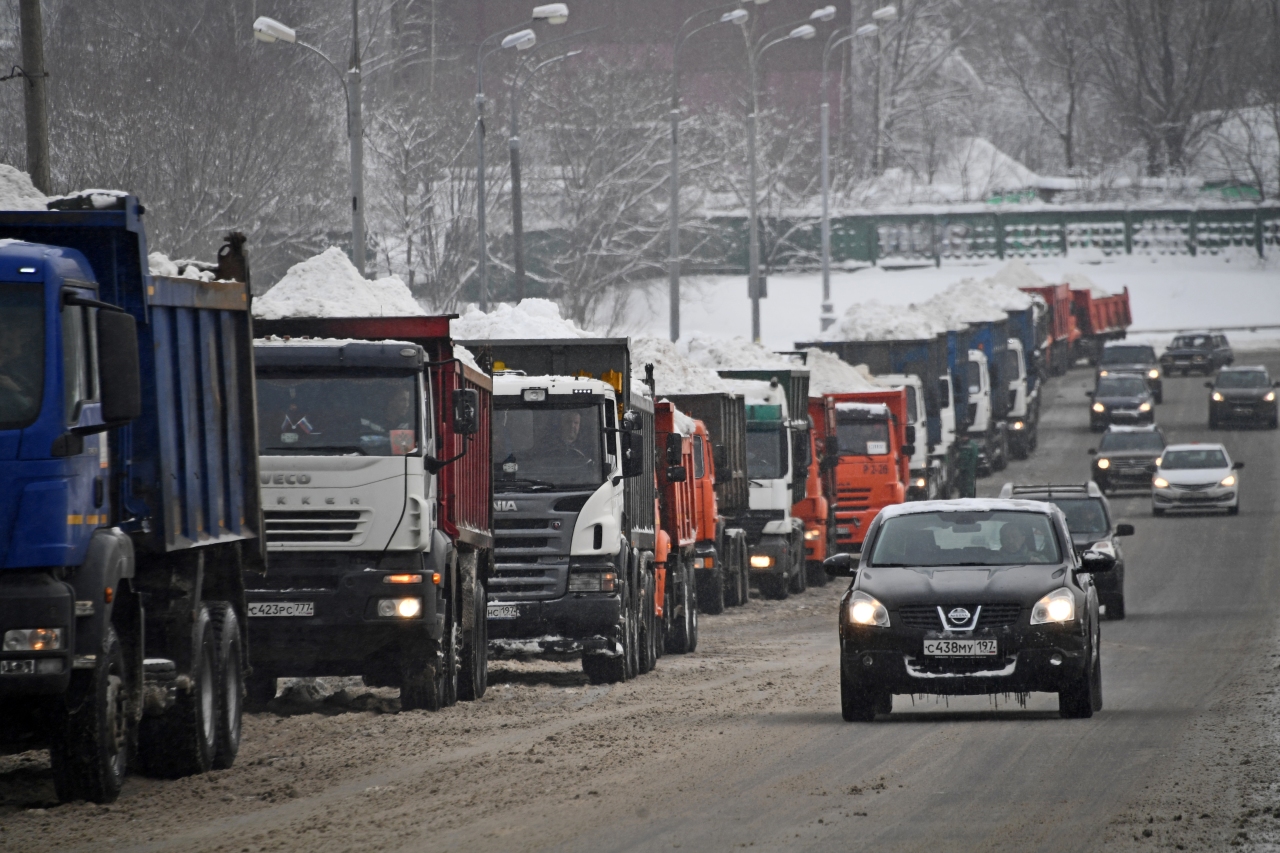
[1097,343,1162,403]
[1088,374,1154,431]
[1000,483,1134,619]
[826,501,1114,721]
[1161,332,1233,376]
[1087,424,1166,492]
[1207,365,1279,429]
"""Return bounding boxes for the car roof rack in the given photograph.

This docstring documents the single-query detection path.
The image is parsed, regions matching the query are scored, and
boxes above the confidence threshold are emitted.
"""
[1000,482,1103,499]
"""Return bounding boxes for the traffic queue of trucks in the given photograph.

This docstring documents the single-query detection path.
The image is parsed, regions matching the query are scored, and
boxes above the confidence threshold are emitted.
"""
[0,197,1134,804]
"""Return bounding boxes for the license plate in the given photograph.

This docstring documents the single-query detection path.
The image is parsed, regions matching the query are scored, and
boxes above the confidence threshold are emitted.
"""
[487,604,520,620]
[924,638,997,657]
[247,601,314,617]
[0,659,35,675]
[1234,407,1252,415]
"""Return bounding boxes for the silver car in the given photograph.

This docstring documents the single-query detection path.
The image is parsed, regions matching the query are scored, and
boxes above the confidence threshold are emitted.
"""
[1151,443,1242,517]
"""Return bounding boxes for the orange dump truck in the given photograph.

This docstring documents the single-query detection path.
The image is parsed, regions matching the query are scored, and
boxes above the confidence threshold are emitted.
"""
[654,400,699,654]
[827,388,912,551]
[796,396,838,585]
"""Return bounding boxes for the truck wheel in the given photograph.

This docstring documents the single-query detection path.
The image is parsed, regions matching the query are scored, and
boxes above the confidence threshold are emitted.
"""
[665,561,696,654]
[458,568,488,702]
[400,637,443,712]
[698,564,725,615]
[442,598,462,708]
[638,565,658,674]
[788,547,807,595]
[208,602,243,770]
[806,560,829,588]
[582,651,626,684]
[724,538,745,607]
[137,604,218,778]
[757,573,788,601]
[624,574,640,680]
[50,626,132,804]
[244,669,277,711]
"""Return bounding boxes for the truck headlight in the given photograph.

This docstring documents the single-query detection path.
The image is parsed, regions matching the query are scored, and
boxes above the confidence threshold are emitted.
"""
[3,628,64,651]
[1091,402,1105,413]
[1011,420,1024,431]
[1096,458,1110,469]
[569,571,618,592]
[1153,476,1170,489]
[1148,369,1159,379]
[1211,392,1224,402]
[804,529,821,541]
[846,592,890,627]
[749,554,774,569]
[914,478,927,488]
[1098,370,1109,377]
[377,598,422,619]
[1030,588,1075,625]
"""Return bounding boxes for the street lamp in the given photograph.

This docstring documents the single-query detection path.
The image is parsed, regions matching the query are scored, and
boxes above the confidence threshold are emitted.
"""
[817,15,883,333]
[254,3,369,275]
[744,9,835,342]
[668,0,765,342]
[870,5,897,174]
[476,6,568,312]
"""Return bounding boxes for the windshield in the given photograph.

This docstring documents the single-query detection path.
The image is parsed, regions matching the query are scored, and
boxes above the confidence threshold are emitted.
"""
[1101,345,1156,364]
[1171,335,1212,349]
[1099,432,1164,452]
[746,425,787,480]
[1161,449,1228,470]
[493,401,605,490]
[1216,371,1270,389]
[837,418,890,456]
[1001,350,1021,380]
[868,510,1062,567]
[257,374,421,456]
[966,360,981,393]
[0,284,44,430]
[1096,376,1147,397]
[1045,498,1109,536]
[905,389,918,423]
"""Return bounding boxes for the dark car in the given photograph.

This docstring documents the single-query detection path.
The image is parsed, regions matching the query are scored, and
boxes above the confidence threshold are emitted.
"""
[1087,424,1166,492]
[1207,366,1279,429]
[1160,332,1233,376]
[999,483,1134,619]
[1088,374,1154,431]
[826,500,1112,721]
[1097,343,1162,403]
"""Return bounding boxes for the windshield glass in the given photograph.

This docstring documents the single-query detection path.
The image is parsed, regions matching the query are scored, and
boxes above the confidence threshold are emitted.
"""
[1171,335,1212,349]
[746,426,787,480]
[1001,350,1020,379]
[257,374,420,456]
[0,284,44,430]
[868,510,1062,567]
[1216,371,1270,389]
[1096,376,1147,397]
[1099,431,1164,452]
[905,389,918,423]
[1101,345,1156,364]
[837,418,890,456]
[1161,449,1228,470]
[493,401,605,490]
[966,360,981,393]
[1046,498,1109,536]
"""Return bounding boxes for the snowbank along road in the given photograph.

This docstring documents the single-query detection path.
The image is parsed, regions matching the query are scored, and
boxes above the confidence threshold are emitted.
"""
[4,358,1280,851]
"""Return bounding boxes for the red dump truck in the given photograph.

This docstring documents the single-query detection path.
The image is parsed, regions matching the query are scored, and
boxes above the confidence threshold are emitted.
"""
[1070,286,1133,364]
[654,400,700,653]
[798,396,838,585]
[1021,282,1080,376]
[826,388,911,552]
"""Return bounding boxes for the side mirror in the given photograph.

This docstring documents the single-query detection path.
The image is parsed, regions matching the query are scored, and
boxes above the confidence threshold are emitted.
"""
[621,409,643,432]
[823,553,858,577]
[824,435,839,458]
[902,444,916,457]
[97,310,141,426]
[621,432,644,478]
[1233,461,1244,470]
[713,442,728,472]
[905,425,917,445]
[1087,448,1097,455]
[666,465,687,483]
[665,432,683,465]
[452,388,479,435]
[820,454,839,472]
[1114,523,1135,536]
[1080,549,1116,573]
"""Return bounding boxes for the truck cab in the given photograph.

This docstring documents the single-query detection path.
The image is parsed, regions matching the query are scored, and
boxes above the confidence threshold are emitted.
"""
[827,391,909,551]
[738,381,806,599]
[966,349,1007,474]
[870,374,932,500]
[1004,338,1038,459]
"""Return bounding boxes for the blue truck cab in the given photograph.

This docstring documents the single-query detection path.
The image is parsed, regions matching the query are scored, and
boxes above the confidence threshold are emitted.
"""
[0,195,262,804]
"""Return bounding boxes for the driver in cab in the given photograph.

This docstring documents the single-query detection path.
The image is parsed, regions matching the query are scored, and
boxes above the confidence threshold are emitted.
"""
[545,410,593,470]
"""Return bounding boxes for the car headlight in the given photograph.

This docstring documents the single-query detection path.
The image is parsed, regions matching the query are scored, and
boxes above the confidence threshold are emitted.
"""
[1030,588,1076,625]
[1220,474,1236,487]
[1153,476,1170,488]
[1211,391,1224,402]
[1139,402,1152,412]
[1096,458,1111,470]
[846,591,890,628]
[1148,369,1159,379]
[3,628,64,651]
[1099,370,1109,377]
[1266,391,1276,402]
[749,554,774,569]
[1091,402,1106,413]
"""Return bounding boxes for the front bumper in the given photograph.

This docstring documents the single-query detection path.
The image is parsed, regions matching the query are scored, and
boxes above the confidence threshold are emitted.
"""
[1094,464,1156,490]
[1091,408,1153,428]
[834,510,876,549]
[0,572,74,698]
[747,533,796,579]
[1211,399,1276,424]
[486,593,623,655]
[1153,485,1237,510]
[1162,356,1211,372]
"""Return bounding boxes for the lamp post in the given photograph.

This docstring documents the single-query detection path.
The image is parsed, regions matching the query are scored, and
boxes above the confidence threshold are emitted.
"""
[746,6,835,342]
[668,1,765,344]
[870,4,897,175]
[254,3,368,275]
[818,16,883,333]
[476,5,568,313]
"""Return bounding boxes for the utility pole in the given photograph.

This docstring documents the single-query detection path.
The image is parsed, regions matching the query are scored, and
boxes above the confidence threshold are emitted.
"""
[348,0,366,276]
[19,0,50,194]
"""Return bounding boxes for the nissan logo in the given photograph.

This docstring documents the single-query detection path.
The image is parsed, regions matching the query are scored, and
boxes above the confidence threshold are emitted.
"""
[261,474,312,485]
[948,607,971,624]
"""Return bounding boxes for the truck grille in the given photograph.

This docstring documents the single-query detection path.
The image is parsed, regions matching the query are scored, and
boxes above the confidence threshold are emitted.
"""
[896,603,1022,630]
[264,510,372,545]
[731,510,785,543]
[837,487,872,511]
[490,563,568,600]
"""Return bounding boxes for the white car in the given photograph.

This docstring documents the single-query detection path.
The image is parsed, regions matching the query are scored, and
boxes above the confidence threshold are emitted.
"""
[1151,442,1242,517]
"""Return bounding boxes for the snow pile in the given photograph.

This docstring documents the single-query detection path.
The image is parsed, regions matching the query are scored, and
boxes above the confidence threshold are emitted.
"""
[984,260,1047,304]
[721,377,784,407]
[667,406,698,437]
[454,344,482,373]
[629,336,730,395]
[254,247,425,320]
[452,298,592,340]
[148,252,179,277]
[1063,272,1110,298]
[684,334,794,371]
[631,378,653,400]
[0,166,48,211]
[802,348,880,396]
[828,300,950,341]
[836,402,890,417]
[852,137,1040,206]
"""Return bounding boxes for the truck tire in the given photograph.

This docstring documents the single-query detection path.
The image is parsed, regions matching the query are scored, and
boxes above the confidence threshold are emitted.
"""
[805,561,829,588]
[665,560,696,654]
[757,573,789,601]
[582,651,626,684]
[244,669,277,711]
[698,564,725,615]
[208,602,243,770]
[400,637,443,712]
[788,543,807,595]
[50,626,132,804]
[137,604,219,778]
[723,537,744,607]
[624,569,640,680]
[638,562,658,674]
[458,559,488,702]
[441,595,462,708]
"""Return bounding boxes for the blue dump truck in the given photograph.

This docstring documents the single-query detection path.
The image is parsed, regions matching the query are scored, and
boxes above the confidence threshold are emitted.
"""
[0,195,261,803]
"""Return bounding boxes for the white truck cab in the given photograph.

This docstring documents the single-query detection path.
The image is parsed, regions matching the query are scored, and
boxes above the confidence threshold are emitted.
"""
[871,373,934,499]
[967,348,1008,474]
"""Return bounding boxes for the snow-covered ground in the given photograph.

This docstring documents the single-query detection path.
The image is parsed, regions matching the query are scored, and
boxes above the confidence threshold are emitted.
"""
[604,251,1280,352]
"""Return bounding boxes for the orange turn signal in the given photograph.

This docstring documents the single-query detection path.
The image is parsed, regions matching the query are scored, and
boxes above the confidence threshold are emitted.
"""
[104,587,114,604]
[432,572,442,585]
[383,574,424,584]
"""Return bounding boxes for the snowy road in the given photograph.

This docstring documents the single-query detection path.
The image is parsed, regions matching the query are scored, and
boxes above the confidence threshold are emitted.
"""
[4,359,1280,851]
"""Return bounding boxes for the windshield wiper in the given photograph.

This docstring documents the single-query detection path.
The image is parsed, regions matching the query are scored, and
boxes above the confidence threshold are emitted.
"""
[264,445,368,456]
[494,477,558,491]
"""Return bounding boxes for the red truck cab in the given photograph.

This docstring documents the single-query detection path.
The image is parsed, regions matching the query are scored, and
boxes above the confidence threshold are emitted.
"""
[826,388,910,551]
[793,396,836,585]
[654,401,699,654]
